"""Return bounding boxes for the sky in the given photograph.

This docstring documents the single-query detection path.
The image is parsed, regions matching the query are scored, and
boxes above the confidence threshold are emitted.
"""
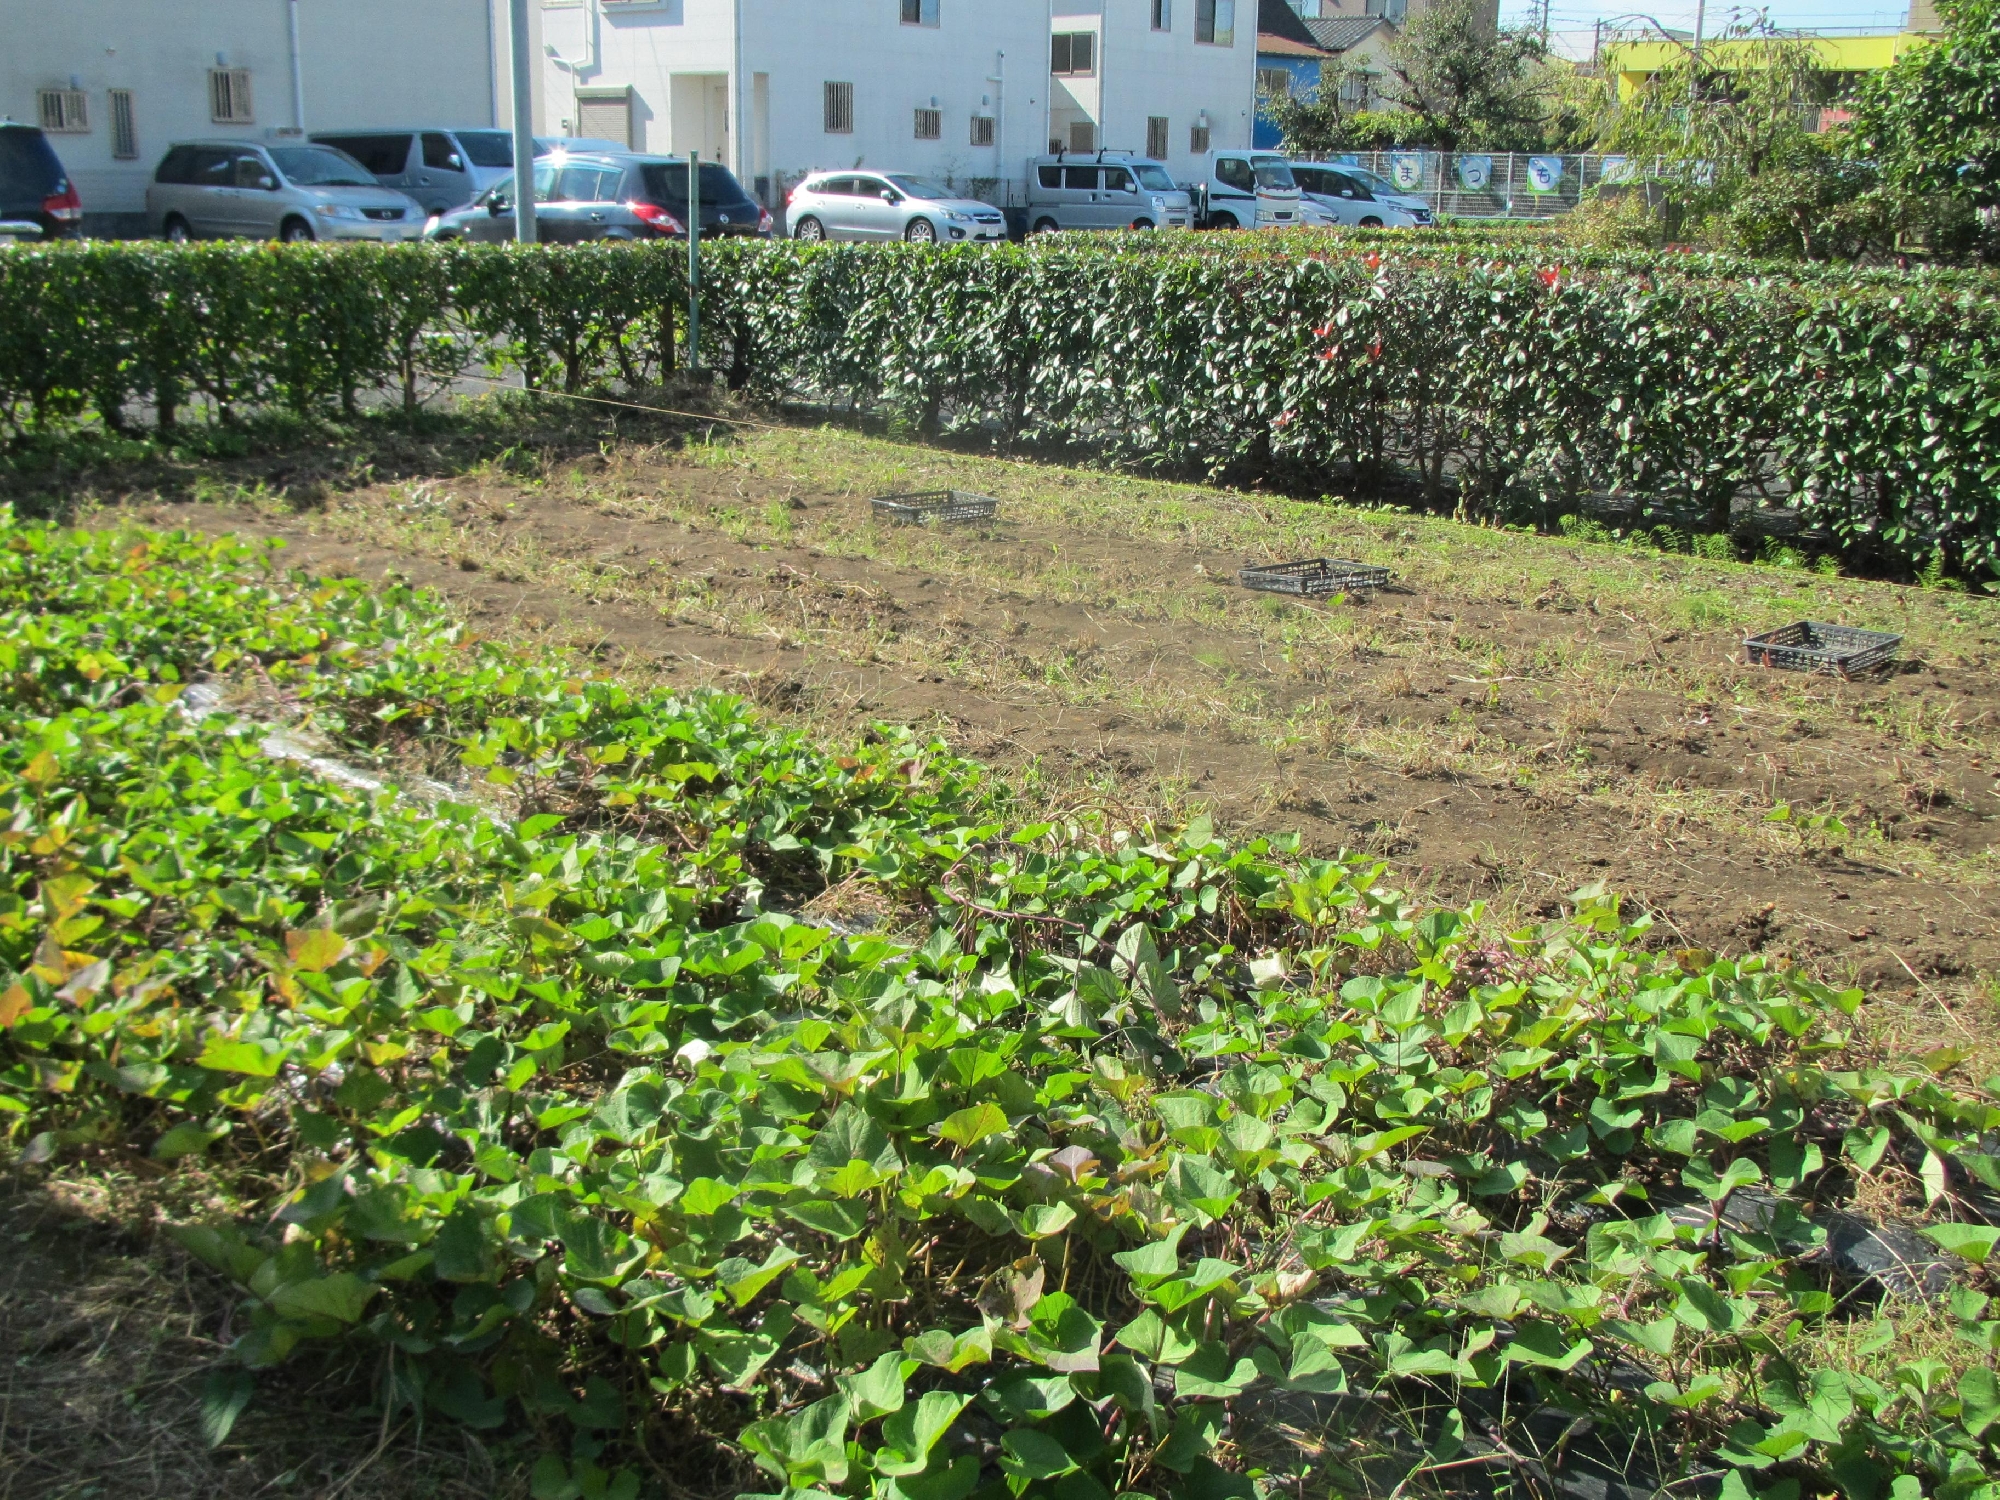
[1497,0,1911,39]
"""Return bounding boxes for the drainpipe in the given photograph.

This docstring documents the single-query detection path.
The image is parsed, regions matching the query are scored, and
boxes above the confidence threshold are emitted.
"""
[509,0,538,242]
[287,0,306,131]
[987,51,1006,202]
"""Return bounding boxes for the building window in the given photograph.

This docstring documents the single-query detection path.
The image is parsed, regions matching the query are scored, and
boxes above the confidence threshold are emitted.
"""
[1339,71,1372,108]
[1050,32,1096,75]
[1146,115,1169,158]
[914,107,941,139]
[824,81,854,133]
[1257,67,1291,97]
[209,67,253,124]
[1152,0,1171,27]
[970,114,995,146]
[37,89,89,133]
[109,89,138,158]
[1194,0,1235,44]
[1364,0,1407,18]
[900,0,940,24]
[1189,122,1211,152]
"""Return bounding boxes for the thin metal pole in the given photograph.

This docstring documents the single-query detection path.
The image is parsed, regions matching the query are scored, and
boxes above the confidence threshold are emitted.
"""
[287,0,306,132]
[508,0,538,243]
[687,150,701,372]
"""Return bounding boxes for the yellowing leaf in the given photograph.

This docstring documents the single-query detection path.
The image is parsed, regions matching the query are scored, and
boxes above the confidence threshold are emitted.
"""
[285,928,351,973]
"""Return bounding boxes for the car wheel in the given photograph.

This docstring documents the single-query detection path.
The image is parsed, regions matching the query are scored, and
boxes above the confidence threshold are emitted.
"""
[1208,212,1239,230]
[280,217,316,243]
[1131,218,1155,231]
[1360,216,1385,229]
[1031,217,1060,235]
[162,214,192,244]
[904,218,937,243]
[792,215,825,242]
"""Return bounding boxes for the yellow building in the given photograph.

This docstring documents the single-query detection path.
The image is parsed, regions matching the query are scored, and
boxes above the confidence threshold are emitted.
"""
[1602,26,1936,103]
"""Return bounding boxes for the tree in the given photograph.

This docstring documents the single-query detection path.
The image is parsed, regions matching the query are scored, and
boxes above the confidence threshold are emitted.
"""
[1850,0,2000,211]
[1381,0,1551,151]
[1258,59,1357,157]
[1599,20,1835,223]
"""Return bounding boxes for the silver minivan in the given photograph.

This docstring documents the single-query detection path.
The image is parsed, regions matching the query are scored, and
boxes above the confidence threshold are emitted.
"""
[307,128,529,214]
[1024,153,1191,233]
[147,141,423,242]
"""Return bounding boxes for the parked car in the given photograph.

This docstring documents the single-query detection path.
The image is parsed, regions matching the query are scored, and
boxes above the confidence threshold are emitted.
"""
[785,172,1005,243]
[1326,162,1436,222]
[147,141,423,242]
[1023,153,1191,233]
[0,122,83,241]
[425,152,772,243]
[1189,151,1302,230]
[1290,162,1433,228]
[307,130,632,213]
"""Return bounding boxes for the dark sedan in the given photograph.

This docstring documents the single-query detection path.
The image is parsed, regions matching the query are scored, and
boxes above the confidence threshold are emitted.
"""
[425,152,772,243]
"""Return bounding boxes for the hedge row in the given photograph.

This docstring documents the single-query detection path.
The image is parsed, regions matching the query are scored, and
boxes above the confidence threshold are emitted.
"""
[4,239,1998,576]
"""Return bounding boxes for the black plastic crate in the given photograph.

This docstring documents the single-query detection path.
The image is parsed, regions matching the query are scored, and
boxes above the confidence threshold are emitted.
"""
[1743,621,1901,677]
[1239,558,1393,598]
[869,489,998,526]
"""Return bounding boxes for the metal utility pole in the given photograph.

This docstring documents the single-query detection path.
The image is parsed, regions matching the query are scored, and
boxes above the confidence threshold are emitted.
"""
[687,151,701,372]
[508,0,538,243]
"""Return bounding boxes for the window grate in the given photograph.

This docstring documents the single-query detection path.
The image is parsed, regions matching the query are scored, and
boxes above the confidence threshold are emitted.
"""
[1147,116,1169,159]
[824,81,854,134]
[38,89,89,133]
[209,68,253,124]
[914,108,941,140]
[1068,120,1096,152]
[1189,123,1211,153]
[970,115,995,147]
[109,89,138,157]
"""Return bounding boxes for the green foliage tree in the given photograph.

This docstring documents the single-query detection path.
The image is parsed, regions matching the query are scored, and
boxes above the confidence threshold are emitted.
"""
[1850,0,2000,212]
[1258,59,1357,157]
[1380,0,1552,150]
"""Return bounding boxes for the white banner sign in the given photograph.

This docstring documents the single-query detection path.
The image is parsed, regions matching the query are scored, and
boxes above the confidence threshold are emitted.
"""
[1525,155,1564,193]
[1389,153,1425,191]
[1455,154,1492,191]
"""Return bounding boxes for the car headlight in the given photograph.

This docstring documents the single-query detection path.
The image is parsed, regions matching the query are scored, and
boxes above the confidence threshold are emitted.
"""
[946,209,976,223]
[314,202,360,220]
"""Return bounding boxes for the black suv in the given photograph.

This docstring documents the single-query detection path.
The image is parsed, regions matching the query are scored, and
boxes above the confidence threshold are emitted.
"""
[0,123,83,240]
[426,152,771,243]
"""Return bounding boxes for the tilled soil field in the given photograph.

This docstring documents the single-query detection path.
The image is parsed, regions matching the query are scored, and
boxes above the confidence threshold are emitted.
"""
[110,419,2000,1002]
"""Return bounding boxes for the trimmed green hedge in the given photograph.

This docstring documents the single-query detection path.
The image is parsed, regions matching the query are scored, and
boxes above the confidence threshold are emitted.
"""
[4,239,1998,577]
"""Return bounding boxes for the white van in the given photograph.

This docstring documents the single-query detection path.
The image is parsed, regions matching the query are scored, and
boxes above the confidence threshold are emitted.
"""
[1025,153,1193,233]
[1191,151,1302,230]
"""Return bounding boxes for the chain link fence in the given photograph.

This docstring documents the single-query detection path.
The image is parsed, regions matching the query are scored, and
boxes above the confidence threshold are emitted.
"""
[1298,152,1648,220]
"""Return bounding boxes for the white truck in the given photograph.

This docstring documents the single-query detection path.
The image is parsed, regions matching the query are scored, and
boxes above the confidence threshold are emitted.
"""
[1189,150,1303,230]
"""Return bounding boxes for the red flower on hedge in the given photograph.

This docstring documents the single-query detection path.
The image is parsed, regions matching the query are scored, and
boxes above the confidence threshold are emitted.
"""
[1537,268,1560,288]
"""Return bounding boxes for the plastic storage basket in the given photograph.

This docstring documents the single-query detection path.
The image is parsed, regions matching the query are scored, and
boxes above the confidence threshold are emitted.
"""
[869,490,998,525]
[1743,621,1901,677]
[1239,558,1393,598]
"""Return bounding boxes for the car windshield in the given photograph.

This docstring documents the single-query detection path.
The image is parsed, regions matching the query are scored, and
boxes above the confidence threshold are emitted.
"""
[1133,165,1176,191]
[885,175,953,200]
[455,131,516,168]
[1350,168,1398,194]
[1253,163,1298,190]
[268,147,375,187]
[640,162,748,206]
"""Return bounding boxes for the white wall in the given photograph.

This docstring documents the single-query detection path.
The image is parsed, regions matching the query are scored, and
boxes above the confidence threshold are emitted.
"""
[1,0,502,223]
[537,0,1251,208]
[1100,0,1256,177]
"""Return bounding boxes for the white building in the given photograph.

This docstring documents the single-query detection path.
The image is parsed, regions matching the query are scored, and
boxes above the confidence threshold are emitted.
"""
[3,0,1252,232]
[536,0,1256,205]
[1,0,512,233]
